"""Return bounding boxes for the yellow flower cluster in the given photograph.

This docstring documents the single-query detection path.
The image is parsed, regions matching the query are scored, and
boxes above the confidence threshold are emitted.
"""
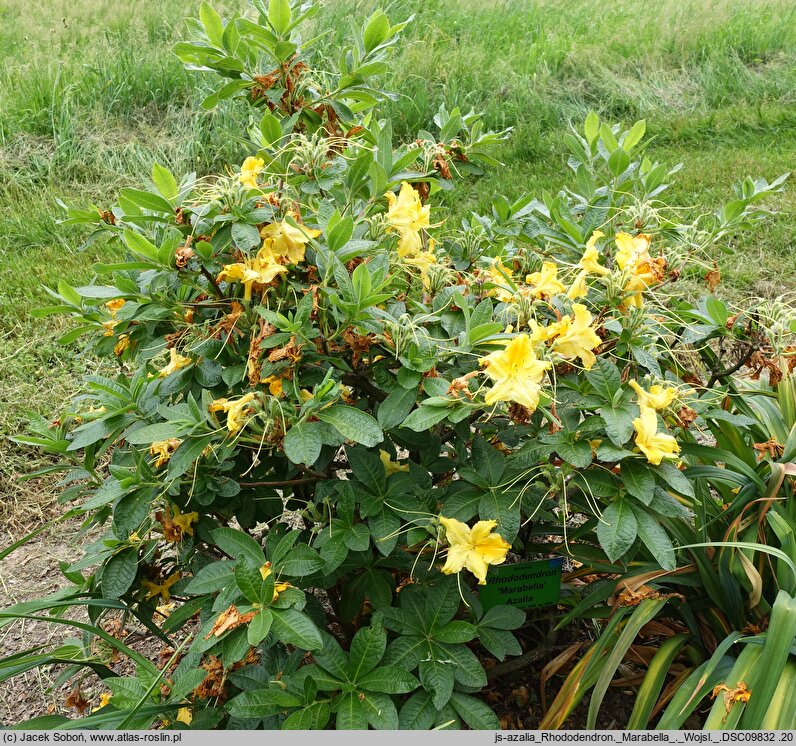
[384,181,438,288]
[209,392,257,435]
[629,380,681,464]
[217,215,319,301]
[473,230,669,414]
[479,303,602,412]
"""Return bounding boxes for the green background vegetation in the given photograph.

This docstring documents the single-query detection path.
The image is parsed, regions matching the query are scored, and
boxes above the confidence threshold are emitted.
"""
[1,0,794,525]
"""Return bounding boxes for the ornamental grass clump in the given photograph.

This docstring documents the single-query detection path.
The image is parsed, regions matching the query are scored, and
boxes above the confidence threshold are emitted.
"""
[4,0,796,730]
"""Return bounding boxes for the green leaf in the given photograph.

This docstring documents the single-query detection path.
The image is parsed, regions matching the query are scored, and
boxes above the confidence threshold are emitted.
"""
[317,405,383,447]
[558,439,593,469]
[235,559,263,604]
[123,229,159,261]
[601,405,636,447]
[268,0,291,35]
[183,560,235,594]
[599,122,619,151]
[608,147,631,177]
[377,387,417,429]
[119,188,174,213]
[621,459,656,504]
[247,609,273,646]
[270,608,323,650]
[260,113,282,146]
[336,692,368,730]
[101,549,138,599]
[199,1,224,46]
[231,222,261,251]
[584,111,600,144]
[434,621,477,643]
[586,358,621,401]
[450,692,499,729]
[227,688,302,719]
[596,500,638,562]
[363,10,390,53]
[399,691,436,729]
[471,437,505,486]
[327,216,354,254]
[167,435,214,479]
[358,666,419,694]
[349,623,386,681]
[275,544,325,577]
[478,490,519,545]
[151,163,179,201]
[656,462,695,499]
[419,657,454,710]
[623,119,646,152]
[283,422,322,465]
[212,527,265,565]
[361,692,398,730]
[126,422,188,445]
[479,604,526,630]
[402,405,450,432]
[633,507,675,570]
[282,702,330,730]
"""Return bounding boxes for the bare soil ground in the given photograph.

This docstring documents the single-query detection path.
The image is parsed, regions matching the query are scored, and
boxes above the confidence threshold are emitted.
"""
[0,520,91,725]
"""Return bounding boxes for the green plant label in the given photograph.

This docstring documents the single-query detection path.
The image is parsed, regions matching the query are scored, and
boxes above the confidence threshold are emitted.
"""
[479,557,563,611]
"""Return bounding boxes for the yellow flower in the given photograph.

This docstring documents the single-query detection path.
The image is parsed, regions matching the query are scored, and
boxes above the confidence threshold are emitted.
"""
[485,258,516,302]
[142,571,181,601]
[380,449,409,475]
[479,334,552,412]
[260,217,321,264]
[217,252,287,301]
[259,562,292,600]
[102,320,118,337]
[550,303,602,370]
[567,271,588,300]
[261,375,284,398]
[239,156,264,188]
[528,318,560,344]
[405,250,437,290]
[105,298,126,317]
[209,392,257,434]
[614,232,666,309]
[439,516,511,585]
[615,232,652,272]
[525,261,566,300]
[91,693,113,713]
[580,231,611,276]
[129,532,141,544]
[149,438,182,468]
[176,708,193,725]
[157,348,192,377]
[567,232,611,300]
[114,335,130,356]
[628,380,678,411]
[385,181,431,257]
[633,406,681,465]
[171,503,199,537]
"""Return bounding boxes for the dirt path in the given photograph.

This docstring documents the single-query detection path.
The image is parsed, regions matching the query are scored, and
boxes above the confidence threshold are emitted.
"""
[0,521,90,725]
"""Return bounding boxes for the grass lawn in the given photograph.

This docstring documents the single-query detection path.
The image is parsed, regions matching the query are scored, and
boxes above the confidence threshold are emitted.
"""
[1,0,794,526]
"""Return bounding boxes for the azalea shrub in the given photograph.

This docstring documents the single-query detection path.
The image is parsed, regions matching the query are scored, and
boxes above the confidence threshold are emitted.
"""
[5,0,795,731]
